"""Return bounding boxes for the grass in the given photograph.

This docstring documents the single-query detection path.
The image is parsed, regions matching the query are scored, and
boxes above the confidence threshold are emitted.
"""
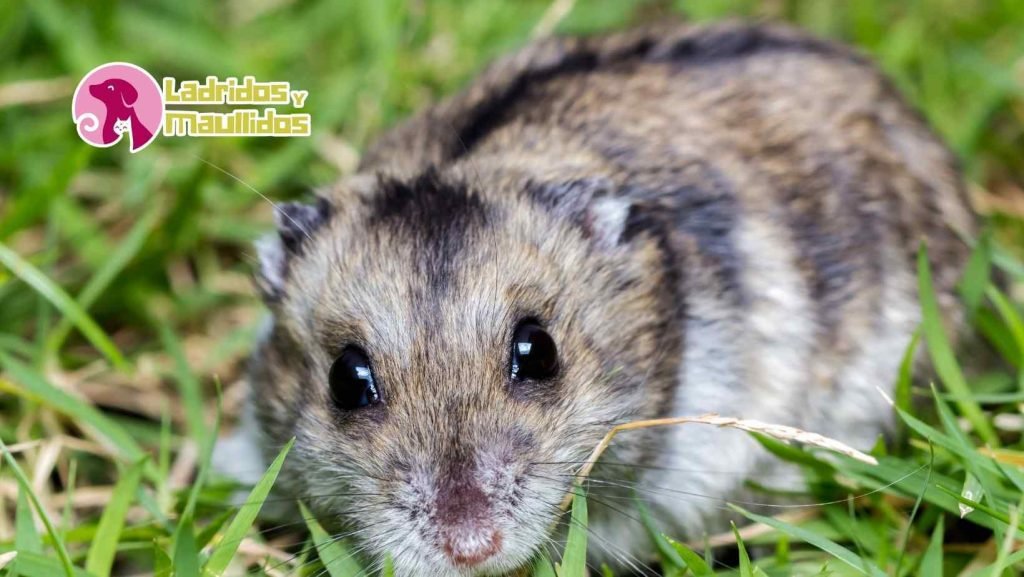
[2,0,1024,575]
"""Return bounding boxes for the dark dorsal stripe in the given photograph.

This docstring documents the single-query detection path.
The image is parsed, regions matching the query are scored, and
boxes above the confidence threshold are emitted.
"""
[368,170,489,293]
[448,23,867,160]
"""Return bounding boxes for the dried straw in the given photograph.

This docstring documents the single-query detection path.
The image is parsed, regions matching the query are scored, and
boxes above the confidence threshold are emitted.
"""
[559,413,878,510]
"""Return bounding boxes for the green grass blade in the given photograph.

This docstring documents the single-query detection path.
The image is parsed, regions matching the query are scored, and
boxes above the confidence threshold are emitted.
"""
[203,438,294,576]
[958,229,991,316]
[0,439,77,577]
[751,432,835,473]
[975,307,1024,367]
[154,541,173,577]
[195,510,234,551]
[988,496,1024,577]
[986,285,1024,358]
[917,245,997,444]
[894,331,921,417]
[0,147,92,241]
[895,444,935,577]
[556,484,588,577]
[300,501,365,577]
[934,485,1018,529]
[2,551,94,577]
[172,395,221,577]
[85,457,147,577]
[730,504,888,577]
[992,244,1024,282]
[532,551,557,577]
[984,548,1024,576]
[919,515,944,576]
[156,323,208,449]
[665,536,713,576]
[928,386,1007,504]
[157,409,173,513]
[15,484,43,555]
[44,205,161,358]
[0,334,36,357]
[732,522,754,577]
[0,242,126,369]
[775,533,790,567]
[635,497,684,570]
[381,554,395,577]
[0,353,146,464]
[172,515,200,577]
[895,406,961,459]
[843,455,1008,535]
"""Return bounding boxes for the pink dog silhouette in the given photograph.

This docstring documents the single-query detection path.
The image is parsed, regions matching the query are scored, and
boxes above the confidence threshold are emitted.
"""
[89,78,154,151]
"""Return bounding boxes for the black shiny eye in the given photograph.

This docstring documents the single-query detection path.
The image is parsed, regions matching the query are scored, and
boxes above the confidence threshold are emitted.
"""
[328,347,381,411]
[510,321,558,381]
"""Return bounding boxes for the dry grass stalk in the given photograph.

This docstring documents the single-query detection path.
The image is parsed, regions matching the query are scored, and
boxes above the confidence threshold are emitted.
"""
[31,439,61,495]
[559,413,879,510]
[980,447,1024,467]
[237,537,293,562]
[48,486,116,510]
[169,440,200,490]
[0,551,17,571]
[532,0,576,37]
[0,78,74,108]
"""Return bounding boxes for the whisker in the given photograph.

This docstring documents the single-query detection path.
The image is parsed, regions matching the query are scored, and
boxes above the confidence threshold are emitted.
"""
[527,462,929,510]
[530,459,813,477]
[191,154,314,243]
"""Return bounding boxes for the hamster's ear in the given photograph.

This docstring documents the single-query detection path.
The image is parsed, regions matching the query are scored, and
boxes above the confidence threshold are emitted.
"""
[527,177,633,249]
[255,196,332,300]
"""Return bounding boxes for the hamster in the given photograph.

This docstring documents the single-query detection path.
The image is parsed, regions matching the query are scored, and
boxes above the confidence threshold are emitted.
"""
[232,21,974,576]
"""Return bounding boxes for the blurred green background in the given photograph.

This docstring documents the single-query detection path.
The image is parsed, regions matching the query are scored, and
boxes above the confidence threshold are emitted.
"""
[2,1,1024,576]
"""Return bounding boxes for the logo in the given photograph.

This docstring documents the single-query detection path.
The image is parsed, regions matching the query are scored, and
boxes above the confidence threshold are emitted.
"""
[73,62,312,152]
[72,62,163,153]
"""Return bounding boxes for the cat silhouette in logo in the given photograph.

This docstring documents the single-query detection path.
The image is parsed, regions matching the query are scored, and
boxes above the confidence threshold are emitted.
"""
[89,78,154,152]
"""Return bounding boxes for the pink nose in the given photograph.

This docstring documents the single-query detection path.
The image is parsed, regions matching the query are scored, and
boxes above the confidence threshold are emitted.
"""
[442,527,502,567]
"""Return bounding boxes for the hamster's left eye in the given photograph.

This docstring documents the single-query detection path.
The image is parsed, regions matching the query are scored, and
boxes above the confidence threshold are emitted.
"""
[107,85,114,91]
[510,321,558,381]
[328,347,381,411]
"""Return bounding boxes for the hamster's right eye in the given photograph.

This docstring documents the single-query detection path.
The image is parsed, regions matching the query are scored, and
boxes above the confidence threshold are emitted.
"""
[510,320,559,381]
[328,347,381,411]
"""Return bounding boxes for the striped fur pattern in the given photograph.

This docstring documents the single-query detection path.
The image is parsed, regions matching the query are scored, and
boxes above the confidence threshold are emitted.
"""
[241,21,974,576]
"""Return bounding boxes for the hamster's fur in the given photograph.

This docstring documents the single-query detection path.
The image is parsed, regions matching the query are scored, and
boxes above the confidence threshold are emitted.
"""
[230,21,974,576]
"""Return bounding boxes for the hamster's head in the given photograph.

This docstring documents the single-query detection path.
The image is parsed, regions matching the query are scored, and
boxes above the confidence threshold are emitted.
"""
[249,168,680,576]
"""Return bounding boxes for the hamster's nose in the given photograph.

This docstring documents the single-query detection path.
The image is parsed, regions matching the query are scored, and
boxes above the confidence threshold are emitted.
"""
[434,469,503,566]
[441,527,503,567]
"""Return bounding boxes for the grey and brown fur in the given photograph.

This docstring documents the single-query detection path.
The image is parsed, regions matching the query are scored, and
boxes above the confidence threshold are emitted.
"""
[225,21,974,576]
